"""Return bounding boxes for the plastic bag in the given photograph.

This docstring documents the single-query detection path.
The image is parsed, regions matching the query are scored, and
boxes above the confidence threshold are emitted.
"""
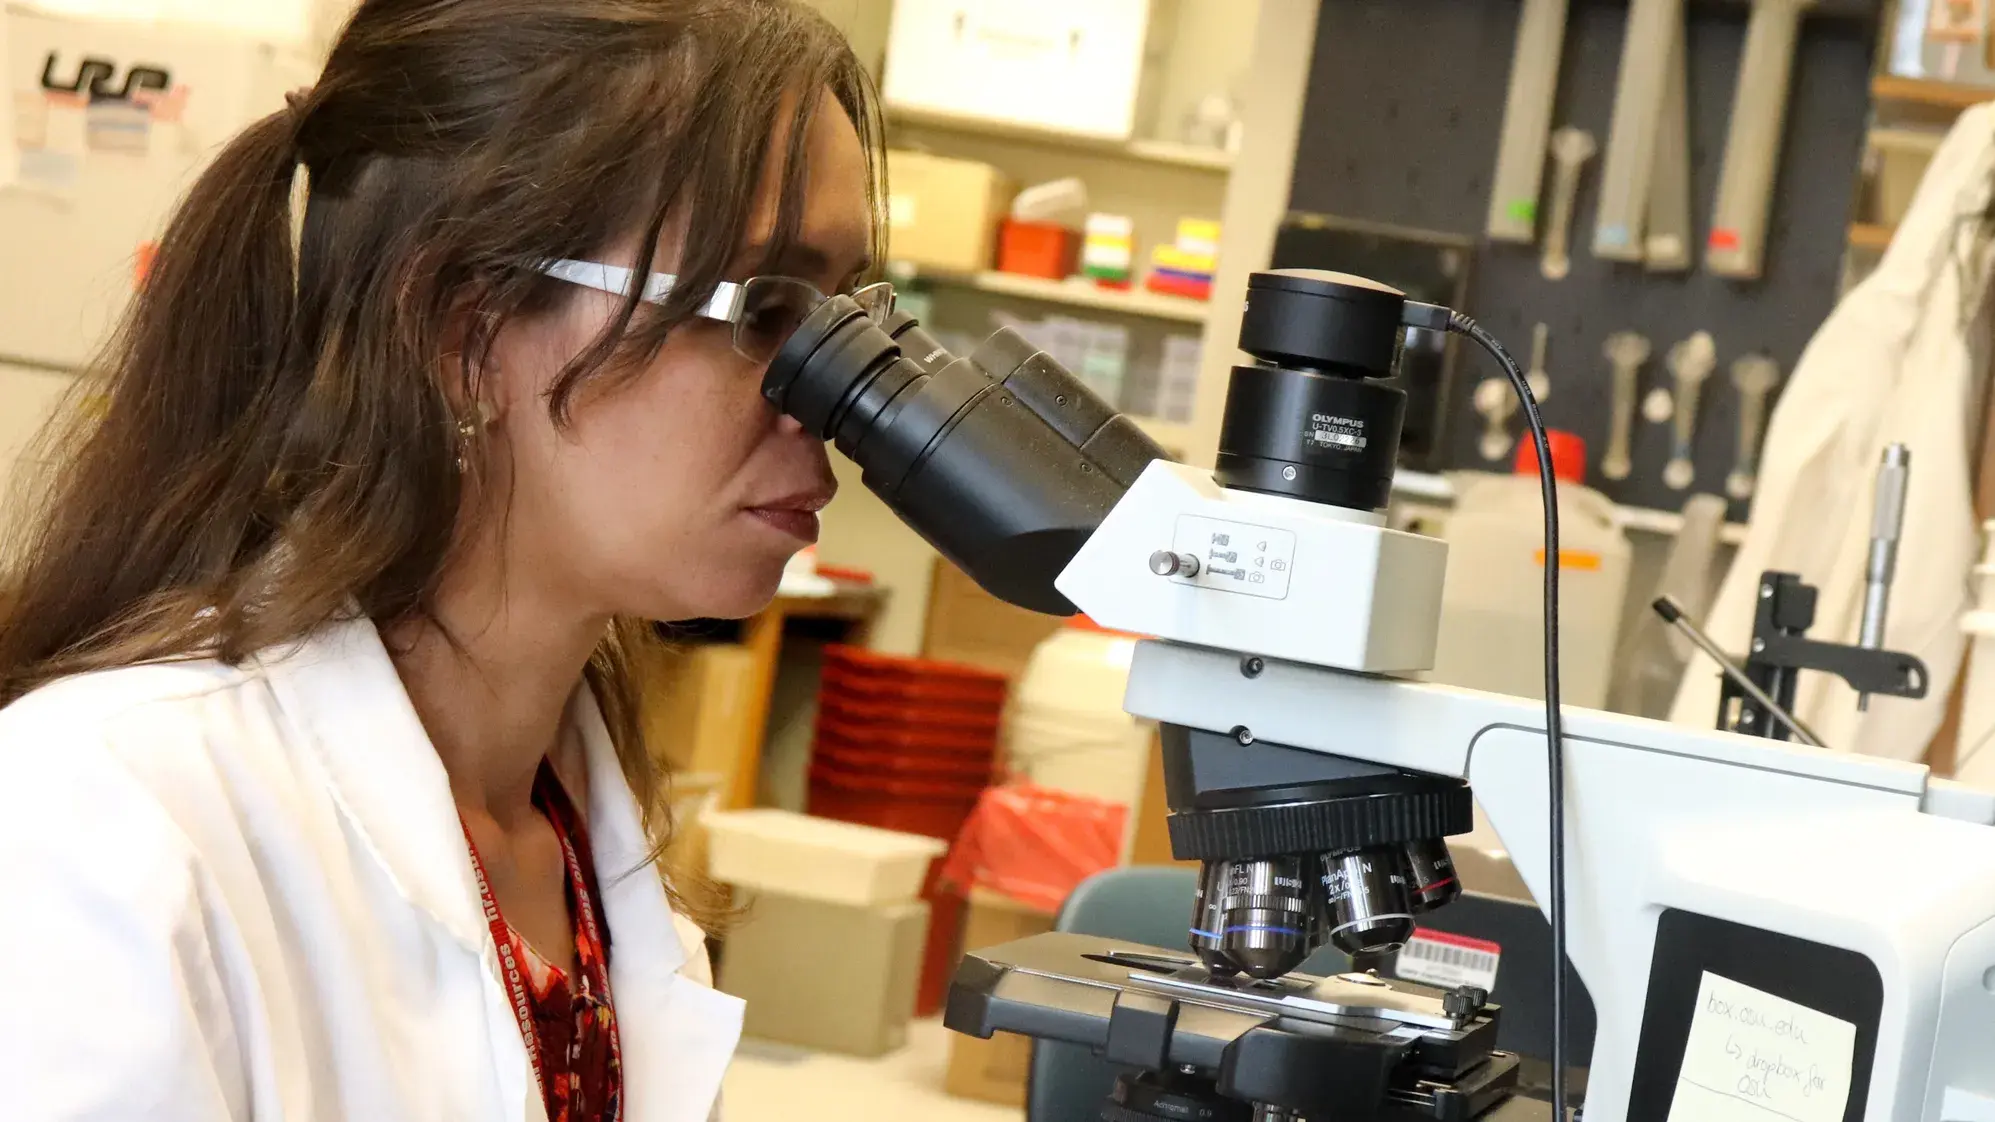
[938,782,1128,914]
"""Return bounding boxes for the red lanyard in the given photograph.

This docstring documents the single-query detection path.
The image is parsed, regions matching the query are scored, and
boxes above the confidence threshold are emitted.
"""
[461,779,622,1122]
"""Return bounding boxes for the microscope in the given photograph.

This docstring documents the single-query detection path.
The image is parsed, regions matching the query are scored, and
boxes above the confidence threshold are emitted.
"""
[761,270,1995,1121]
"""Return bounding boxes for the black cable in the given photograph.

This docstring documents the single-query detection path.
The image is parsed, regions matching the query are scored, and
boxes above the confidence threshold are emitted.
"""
[1446,311,1569,1122]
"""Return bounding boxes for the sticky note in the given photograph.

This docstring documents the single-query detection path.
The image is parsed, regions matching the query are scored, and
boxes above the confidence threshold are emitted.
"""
[1665,973,1857,1122]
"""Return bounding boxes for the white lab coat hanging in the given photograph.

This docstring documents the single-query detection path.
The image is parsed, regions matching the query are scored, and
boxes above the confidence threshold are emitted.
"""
[0,614,743,1121]
[1668,104,1995,761]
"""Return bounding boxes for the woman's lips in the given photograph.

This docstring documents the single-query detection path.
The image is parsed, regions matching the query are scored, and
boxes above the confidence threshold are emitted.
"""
[746,507,821,543]
[744,488,835,543]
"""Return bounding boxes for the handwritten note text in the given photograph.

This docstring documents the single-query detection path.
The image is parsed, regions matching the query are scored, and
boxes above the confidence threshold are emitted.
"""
[1664,973,1856,1122]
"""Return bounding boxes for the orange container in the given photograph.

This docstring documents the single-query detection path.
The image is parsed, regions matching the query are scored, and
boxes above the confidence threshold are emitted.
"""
[996,219,1080,280]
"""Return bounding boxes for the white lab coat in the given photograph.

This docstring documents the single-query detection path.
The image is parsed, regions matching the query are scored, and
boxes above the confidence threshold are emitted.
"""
[1668,105,1995,760]
[0,614,744,1122]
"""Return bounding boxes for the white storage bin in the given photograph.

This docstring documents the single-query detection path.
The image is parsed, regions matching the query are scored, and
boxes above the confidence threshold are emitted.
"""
[1002,620,1150,808]
[881,0,1172,140]
[1426,470,1633,711]
[701,808,945,906]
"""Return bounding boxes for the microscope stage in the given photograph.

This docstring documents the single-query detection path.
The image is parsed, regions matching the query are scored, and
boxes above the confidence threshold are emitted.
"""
[945,931,1521,1120]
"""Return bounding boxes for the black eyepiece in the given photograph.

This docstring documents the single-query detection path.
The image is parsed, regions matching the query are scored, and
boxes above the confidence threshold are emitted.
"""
[761,295,1166,616]
[1216,270,1411,512]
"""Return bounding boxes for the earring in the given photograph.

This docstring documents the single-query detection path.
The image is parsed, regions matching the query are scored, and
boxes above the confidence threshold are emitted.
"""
[455,400,493,473]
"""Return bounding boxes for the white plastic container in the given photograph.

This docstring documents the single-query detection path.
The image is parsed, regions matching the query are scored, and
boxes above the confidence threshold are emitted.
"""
[881,0,1167,141]
[1002,618,1151,807]
[1426,459,1633,711]
[701,808,946,907]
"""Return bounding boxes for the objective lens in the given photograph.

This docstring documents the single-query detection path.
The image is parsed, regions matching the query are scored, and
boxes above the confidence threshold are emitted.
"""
[1213,856,1318,980]
[1190,861,1239,976]
[1403,837,1464,914]
[1319,848,1417,956]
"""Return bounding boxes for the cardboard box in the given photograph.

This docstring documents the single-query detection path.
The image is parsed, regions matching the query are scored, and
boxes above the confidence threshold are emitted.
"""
[1452,842,1532,902]
[704,808,944,907]
[944,891,1057,1105]
[637,641,758,780]
[920,558,1063,679]
[885,150,1016,273]
[719,890,929,1057]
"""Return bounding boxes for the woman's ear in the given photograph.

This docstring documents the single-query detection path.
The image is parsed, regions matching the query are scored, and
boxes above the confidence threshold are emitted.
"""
[438,297,508,430]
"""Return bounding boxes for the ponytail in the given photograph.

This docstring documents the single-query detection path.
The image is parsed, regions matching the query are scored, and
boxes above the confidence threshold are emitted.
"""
[0,107,311,696]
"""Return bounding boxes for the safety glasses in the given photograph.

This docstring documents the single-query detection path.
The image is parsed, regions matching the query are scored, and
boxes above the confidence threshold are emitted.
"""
[538,258,895,363]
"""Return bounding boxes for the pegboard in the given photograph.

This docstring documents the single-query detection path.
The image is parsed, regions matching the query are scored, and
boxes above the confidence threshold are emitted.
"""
[1287,0,1878,518]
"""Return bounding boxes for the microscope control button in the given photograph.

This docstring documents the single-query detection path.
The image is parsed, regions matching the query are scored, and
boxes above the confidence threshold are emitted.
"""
[1149,550,1200,578]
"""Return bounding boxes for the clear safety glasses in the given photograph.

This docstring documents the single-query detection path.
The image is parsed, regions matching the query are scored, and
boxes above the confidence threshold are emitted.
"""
[538,259,895,364]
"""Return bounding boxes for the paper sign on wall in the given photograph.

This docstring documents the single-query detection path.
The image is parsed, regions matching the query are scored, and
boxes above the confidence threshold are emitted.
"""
[1665,973,1857,1122]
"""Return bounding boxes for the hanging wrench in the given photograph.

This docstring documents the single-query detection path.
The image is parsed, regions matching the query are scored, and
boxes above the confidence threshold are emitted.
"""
[1542,127,1598,281]
[1726,355,1782,500]
[1662,331,1716,490]
[1526,322,1552,402]
[1474,375,1520,461]
[1600,331,1652,481]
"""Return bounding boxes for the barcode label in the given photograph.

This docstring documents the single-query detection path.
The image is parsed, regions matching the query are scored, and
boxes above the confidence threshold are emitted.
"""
[1394,928,1500,992]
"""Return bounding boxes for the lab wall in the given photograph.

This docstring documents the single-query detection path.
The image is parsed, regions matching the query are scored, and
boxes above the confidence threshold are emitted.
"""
[0,364,74,538]
[1288,0,1878,522]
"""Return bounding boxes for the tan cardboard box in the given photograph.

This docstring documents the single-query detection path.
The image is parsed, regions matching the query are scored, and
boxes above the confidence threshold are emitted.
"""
[943,890,1057,1106]
[719,890,929,1058]
[920,558,1062,680]
[885,151,1016,273]
[638,641,758,780]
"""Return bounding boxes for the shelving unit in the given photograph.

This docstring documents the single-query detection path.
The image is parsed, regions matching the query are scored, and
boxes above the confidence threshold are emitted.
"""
[886,106,1235,173]
[1845,76,1992,282]
[1848,222,1895,252]
[1871,74,1995,112]
[910,268,1214,325]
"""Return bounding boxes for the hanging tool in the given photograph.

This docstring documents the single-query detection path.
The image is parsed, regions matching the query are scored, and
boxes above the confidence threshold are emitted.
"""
[1594,0,1686,261]
[1525,322,1552,402]
[1600,331,1652,481]
[1473,374,1519,461]
[1642,382,1675,424]
[1707,0,1818,280]
[1661,331,1716,490]
[1644,16,1694,272]
[1725,354,1781,500]
[1541,127,1598,281]
[1486,0,1572,243]
[1858,444,1912,711]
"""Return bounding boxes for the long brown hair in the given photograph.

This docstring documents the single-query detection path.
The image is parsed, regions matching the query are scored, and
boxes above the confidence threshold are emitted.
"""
[0,0,883,919]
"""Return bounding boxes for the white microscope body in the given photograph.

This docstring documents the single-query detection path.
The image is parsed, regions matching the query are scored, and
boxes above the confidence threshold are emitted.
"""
[1058,459,1995,1122]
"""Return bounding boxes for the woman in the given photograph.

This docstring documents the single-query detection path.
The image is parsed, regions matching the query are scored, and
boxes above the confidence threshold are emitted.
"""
[0,1,882,1119]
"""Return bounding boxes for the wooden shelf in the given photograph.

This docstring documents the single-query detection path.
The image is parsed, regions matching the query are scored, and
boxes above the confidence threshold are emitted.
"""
[915,268,1214,325]
[887,106,1235,173]
[1392,470,1749,545]
[1872,74,1995,112]
[1848,222,1896,252]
